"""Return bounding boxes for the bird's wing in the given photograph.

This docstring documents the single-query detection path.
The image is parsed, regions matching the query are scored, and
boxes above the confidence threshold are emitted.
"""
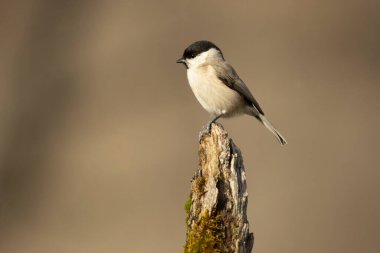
[214,62,264,115]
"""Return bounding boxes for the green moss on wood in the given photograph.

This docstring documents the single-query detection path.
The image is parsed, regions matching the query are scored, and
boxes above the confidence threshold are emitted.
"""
[184,198,192,214]
[184,212,224,253]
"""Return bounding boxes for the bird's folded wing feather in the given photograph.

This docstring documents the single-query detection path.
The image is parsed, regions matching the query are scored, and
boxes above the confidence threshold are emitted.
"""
[214,62,264,115]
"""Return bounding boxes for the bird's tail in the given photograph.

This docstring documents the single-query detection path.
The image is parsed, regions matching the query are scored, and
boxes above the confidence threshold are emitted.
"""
[258,114,287,145]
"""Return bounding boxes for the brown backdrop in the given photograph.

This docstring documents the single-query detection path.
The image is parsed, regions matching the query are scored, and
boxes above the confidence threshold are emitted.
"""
[1,1,379,252]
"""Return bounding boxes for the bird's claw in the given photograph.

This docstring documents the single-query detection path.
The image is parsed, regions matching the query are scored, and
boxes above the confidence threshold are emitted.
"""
[206,123,212,133]
[198,123,212,143]
[198,127,206,143]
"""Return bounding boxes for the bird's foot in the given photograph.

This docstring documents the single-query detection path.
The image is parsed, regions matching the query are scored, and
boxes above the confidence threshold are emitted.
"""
[198,123,213,143]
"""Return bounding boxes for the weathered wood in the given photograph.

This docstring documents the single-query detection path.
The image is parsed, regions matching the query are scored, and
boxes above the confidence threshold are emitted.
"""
[184,123,254,253]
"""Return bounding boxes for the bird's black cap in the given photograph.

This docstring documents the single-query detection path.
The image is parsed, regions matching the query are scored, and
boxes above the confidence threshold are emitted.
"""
[179,40,223,62]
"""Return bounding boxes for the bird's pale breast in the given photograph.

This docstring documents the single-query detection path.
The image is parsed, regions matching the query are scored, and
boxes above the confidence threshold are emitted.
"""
[187,65,246,117]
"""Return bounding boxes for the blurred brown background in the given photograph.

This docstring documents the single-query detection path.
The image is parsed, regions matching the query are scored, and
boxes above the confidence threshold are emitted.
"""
[0,0,379,252]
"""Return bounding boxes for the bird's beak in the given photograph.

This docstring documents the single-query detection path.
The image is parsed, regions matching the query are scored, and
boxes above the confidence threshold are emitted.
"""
[176,58,185,64]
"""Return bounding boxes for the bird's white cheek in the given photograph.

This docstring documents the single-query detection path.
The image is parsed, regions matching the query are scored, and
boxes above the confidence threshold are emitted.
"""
[186,52,209,69]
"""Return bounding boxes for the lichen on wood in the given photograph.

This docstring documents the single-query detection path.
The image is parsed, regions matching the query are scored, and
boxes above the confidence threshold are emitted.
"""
[184,123,254,253]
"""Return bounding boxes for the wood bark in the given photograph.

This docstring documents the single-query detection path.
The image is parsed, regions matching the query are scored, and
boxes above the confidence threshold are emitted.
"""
[184,123,254,253]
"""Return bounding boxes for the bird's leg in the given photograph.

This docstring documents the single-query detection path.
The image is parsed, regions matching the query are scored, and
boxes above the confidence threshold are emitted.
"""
[206,114,222,133]
[198,113,223,142]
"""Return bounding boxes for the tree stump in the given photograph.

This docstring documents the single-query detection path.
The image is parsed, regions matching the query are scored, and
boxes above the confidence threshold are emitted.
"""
[184,123,254,253]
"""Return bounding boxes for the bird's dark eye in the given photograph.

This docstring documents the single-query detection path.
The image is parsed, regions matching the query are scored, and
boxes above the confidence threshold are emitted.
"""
[183,49,197,60]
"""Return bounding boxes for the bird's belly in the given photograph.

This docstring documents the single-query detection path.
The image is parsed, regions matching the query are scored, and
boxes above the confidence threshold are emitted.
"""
[187,69,245,117]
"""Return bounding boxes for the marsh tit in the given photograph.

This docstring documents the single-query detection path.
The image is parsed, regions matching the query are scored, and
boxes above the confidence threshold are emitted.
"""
[177,40,287,145]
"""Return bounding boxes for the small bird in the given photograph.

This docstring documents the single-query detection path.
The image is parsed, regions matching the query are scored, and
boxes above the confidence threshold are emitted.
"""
[177,40,287,145]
